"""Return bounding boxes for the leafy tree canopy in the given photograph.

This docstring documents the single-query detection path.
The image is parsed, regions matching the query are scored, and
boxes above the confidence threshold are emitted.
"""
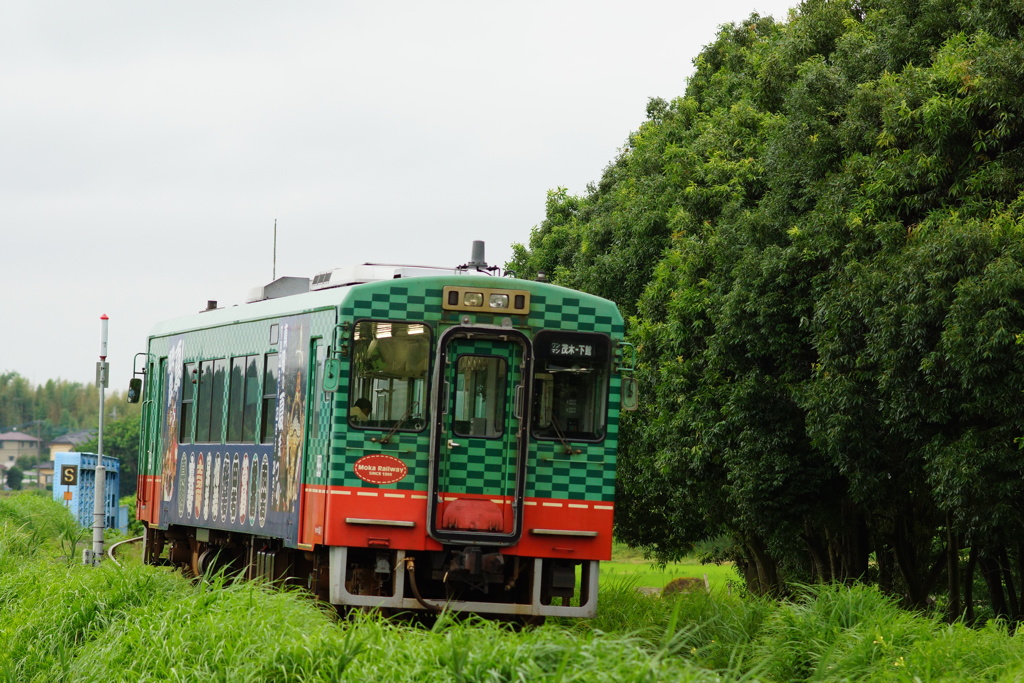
[510,0,1024,618]
[78,413,140,498]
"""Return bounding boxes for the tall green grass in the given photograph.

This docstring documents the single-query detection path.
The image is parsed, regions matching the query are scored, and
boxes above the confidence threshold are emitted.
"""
[1,561,727,682]
[4,494,1024,681]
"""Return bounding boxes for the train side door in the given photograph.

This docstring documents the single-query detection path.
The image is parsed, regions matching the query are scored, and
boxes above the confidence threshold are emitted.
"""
[138,357,166,525]
[299,338,330,548]
[427,327,532,545]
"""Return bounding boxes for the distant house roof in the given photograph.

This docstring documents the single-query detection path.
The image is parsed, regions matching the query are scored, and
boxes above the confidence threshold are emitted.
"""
[0,431,42,444]
[49,430,96,446]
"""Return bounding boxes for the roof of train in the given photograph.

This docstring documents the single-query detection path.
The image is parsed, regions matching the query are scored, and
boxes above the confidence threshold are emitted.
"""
[146,273,621,339]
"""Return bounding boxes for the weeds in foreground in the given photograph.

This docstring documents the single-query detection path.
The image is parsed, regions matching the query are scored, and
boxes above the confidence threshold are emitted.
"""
[3,496,1024,681]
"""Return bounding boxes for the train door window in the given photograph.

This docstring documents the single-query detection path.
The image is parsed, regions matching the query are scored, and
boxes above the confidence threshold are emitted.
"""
[196,359,227,443]
[179,362,196,444]
[153,357,168,472]
[452,355,506,438]
[228,355,259,444]
[350,321,430,430]
[261,353,278,444]
[311,342,326,437]
[531,331,610,442]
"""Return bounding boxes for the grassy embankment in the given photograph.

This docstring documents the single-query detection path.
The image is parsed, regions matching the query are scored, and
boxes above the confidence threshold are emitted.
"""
[3,492,1024,681]
[604,542,740,594]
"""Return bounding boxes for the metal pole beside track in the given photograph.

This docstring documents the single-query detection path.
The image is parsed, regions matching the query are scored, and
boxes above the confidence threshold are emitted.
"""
[87,314,109,566]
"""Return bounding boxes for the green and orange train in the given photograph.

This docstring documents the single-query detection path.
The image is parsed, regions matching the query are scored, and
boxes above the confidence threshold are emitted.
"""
[130,245,634,618]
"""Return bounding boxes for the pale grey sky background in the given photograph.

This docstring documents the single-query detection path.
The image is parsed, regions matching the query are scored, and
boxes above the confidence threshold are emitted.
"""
[2,1,797,388]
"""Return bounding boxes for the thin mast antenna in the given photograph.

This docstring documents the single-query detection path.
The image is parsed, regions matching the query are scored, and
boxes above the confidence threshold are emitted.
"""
[273,218,277,281]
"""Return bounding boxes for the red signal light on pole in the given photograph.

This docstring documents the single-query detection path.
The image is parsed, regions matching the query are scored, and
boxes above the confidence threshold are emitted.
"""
[100,314,109,361]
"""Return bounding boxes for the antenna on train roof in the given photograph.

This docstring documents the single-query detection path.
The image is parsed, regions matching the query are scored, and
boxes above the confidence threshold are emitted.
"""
[458,240,499,275]
[272,218,277,281]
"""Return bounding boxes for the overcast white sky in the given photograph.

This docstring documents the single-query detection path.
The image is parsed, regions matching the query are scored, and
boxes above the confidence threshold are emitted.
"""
[2,1,796,389]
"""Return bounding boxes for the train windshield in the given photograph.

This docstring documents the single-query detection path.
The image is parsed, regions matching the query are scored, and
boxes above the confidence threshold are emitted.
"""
[350,321,430,431]
[531,331,610,442]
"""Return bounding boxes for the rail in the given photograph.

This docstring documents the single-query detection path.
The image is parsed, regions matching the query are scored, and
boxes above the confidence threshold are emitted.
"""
[107,535,143,568]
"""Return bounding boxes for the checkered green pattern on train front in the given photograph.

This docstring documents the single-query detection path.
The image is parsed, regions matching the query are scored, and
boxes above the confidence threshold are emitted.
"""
[438,294,623,337]
[527,411,618,502]
[526,294,622,336]
[328,425,432,491]
[327,281,622,499]
[327,325,521,495]
[341,286,437,322]
[327,284,439,491]
[522,295,619,502]
[435,435,518,496]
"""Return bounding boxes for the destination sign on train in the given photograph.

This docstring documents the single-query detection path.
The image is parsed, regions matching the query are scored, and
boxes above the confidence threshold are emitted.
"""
[550,342,596,358]
[537,332,610,362]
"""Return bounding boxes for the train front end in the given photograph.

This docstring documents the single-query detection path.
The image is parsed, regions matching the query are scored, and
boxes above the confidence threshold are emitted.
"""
[321,276,627,617]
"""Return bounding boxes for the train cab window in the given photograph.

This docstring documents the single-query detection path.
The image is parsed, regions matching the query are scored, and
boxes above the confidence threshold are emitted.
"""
[179,362,197,444]
[350,321,430,431]
[531,331,610,442]
[228,355,260,444]
[452,355,506,438]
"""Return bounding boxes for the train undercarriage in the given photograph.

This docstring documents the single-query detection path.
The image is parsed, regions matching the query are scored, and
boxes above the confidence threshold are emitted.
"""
[144,524,599,618]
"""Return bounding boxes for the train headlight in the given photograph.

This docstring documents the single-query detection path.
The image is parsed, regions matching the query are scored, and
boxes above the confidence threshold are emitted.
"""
[443,286,530,314]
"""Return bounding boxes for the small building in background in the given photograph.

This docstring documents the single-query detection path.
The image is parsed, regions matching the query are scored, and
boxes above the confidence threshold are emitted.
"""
[52,452,126,533]
[33,461,54,488]
[49,430,97,456]
[0,431,42,470]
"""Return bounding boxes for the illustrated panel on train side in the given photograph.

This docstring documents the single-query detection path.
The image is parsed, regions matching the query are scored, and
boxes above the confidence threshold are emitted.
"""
[157,315,311,542]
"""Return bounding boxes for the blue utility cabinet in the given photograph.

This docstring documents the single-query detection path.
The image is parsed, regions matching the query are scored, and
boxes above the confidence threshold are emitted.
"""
[52,452,121,531]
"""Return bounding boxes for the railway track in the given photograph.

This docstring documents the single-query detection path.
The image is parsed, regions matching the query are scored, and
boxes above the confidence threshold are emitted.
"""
[107,535,143,568]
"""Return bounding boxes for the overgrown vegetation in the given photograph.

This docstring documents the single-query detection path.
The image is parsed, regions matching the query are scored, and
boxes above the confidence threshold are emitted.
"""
[3,492,1024,681]
[510,0,1024,620]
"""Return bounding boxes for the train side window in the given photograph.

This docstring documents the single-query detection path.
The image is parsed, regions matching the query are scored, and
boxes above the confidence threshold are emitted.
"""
[196,360,214,442]
[350,320,431,431]
[531,331,610,442]
[179,362,196,445]
[261,353,278,444]
[196,359,226,443]
[228,355,260,444]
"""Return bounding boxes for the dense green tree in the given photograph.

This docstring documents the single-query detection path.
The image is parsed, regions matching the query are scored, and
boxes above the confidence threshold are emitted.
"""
[78,413,140,497]
[510,0,1024,616]
[5,466,23,491]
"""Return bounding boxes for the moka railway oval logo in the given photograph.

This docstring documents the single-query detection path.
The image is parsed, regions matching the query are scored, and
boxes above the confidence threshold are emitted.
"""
[353,454,408,485]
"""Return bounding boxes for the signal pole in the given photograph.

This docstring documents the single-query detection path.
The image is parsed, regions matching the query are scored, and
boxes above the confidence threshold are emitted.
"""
[86,314,109,566]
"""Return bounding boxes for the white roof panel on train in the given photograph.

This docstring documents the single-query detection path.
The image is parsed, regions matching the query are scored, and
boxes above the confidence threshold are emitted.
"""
[146,271,514,339]
[309,263,463,290]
